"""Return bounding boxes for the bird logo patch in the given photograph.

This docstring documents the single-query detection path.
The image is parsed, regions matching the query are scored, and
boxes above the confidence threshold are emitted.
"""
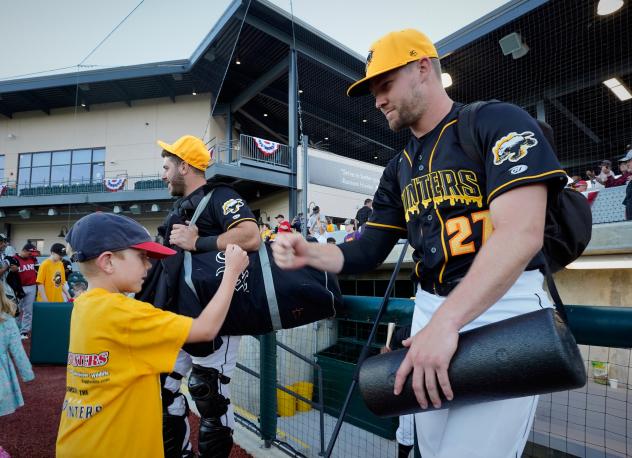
[492,132,538,165]
[222,198,244,215]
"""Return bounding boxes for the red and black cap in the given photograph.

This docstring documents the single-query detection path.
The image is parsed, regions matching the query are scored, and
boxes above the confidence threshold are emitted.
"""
[66,212,175,262]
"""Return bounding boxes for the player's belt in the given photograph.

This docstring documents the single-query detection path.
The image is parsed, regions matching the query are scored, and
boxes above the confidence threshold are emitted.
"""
[419,277,462,297]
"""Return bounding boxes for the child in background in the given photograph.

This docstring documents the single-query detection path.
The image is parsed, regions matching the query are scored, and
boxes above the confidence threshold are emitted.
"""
[36,243,70,302]
[0,282,35,418]
[56,213,249,457]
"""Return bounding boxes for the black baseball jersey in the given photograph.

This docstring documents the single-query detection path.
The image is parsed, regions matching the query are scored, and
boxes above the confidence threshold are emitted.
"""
[367,102,566,286]
[162,184,257,243]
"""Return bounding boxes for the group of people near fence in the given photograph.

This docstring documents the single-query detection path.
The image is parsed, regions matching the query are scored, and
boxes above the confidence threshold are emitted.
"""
[1,27,595,458]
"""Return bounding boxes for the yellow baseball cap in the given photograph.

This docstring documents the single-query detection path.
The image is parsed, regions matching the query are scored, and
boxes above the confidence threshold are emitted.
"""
[157,135,210,171]
[347,29,438,97]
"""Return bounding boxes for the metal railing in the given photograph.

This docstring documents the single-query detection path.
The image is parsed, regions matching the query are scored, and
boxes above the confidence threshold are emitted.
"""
[0,175,166,197]
[210,135,291,169]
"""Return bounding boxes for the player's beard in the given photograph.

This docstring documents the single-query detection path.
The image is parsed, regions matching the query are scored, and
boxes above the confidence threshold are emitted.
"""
[387,83,427,132]
[168,171,186,197]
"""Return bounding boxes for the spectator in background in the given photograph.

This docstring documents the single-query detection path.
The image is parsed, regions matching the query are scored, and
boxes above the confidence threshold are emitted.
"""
[260,223,273,242]
[270,220,293,242]
[596,160,615,185]
[14,243,38,339]
[307,206,327,236]
[585,169,605,190]
[606,151,632,188]
[70,282,87,301]
[343,219,361,242]
[36,243,70,303]
[355,198,373,227]
[325,217,335,233]
[624,176,632,221]
[273,214,285,233]
[0,282,35,418]
[291,212,305,233]
[0,234,18,303]
[573,180,588,193]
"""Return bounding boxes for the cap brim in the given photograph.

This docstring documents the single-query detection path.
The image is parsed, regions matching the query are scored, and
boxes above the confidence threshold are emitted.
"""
[157,140,178,157]
[347,60,417,97]
[131,241,176,259]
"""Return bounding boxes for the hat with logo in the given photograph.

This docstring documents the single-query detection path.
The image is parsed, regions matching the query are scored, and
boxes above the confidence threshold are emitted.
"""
[50,243,67,256]
[66,213,176,262]
[600,159,612,167]
[619,150,632,162]
[347,29,438,97]
[278,220,292,233]
[157,135,211,171]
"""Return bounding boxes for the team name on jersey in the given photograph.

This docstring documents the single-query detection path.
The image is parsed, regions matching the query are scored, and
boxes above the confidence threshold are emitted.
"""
[67,351,109,368]
[401,169,483,222]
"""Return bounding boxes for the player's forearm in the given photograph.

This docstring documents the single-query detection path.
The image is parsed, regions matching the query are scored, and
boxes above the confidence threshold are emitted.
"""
[305,243,345,273]
[216,222,260,252]
[433,224,543,331]
[187,271,240,342]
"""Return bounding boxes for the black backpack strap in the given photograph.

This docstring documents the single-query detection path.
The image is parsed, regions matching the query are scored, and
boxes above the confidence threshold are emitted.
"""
[457,101,490,167]
[539,252,568,323]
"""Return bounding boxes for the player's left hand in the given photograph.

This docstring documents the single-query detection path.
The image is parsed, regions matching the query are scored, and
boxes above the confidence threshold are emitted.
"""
[393,319,459,409]
[170,222,199,251]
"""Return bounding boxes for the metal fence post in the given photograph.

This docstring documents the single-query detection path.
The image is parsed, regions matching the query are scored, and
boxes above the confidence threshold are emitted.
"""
[259,331,278,447]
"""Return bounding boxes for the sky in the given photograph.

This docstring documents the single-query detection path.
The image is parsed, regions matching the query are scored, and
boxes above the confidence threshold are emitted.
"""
[0,0,508,81]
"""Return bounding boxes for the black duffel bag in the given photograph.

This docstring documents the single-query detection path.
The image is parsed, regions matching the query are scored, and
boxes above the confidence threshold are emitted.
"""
[177,190,343,357]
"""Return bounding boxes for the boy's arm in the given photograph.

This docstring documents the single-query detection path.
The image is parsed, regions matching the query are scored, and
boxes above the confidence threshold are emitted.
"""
[37,284,48,302]
[186,244,248,343]
[62,283,71,301]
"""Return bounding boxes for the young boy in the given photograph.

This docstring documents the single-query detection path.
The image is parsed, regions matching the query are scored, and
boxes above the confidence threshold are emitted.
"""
[55,212,249,457]
[36,242,70,302]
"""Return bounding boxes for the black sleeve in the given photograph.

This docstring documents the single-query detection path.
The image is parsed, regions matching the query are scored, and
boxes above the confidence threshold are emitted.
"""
[209,186,257,232]
[365,154,408,234]
[475,103,567,204]
[338,226,402,274]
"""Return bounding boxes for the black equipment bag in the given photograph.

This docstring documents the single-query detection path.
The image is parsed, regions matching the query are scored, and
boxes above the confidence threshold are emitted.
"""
[177,191,342,357]
[457,100,592,273]
[359,306,586,416]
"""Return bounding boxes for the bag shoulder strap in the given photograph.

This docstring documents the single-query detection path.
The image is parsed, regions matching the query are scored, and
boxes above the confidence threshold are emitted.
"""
[183,189,216,301]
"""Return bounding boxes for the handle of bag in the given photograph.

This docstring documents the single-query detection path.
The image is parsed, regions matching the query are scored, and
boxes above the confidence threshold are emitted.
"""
[182,190,215,302]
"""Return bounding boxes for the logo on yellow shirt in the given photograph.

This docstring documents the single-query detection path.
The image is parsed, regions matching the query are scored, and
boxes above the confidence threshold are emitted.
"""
[67,351,110,368]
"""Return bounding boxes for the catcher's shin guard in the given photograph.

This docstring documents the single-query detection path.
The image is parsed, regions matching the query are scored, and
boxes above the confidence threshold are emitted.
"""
[188,364,233,457]
[199,418,233,458]
[161,373,193,458]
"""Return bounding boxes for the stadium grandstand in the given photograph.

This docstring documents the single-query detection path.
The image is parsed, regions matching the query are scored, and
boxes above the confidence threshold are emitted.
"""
[1,1,631,457]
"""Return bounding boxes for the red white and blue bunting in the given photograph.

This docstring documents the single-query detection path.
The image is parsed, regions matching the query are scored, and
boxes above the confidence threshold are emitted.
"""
[253,137,280,156]
[104,178,126,192]
[0,184,7,196]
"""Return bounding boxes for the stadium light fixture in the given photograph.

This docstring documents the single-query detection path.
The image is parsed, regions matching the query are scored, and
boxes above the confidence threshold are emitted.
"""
[235,56,241,65]
[499,32,529,59]
[47,208,58,216]
[151,204,160,212]
[603,78,632,101]
[18,209,31,219]
[113,205,122,214]
[441,73,453,88]
[129,204,142,215]
[0,210,6,218]
[597,0,624,15]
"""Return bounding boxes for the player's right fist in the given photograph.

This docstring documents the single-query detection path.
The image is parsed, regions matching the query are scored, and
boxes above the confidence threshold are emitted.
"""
[272,233,309,270]
[224,244,249,276]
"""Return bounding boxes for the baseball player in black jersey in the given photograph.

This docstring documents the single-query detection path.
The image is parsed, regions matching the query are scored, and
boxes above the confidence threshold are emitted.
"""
[152,135,260,458]
[273,29,567,457]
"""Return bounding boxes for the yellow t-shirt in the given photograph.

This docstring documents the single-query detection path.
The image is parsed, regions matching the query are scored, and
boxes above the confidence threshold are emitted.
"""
[56,288,193,458]
[36,258,66,302]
